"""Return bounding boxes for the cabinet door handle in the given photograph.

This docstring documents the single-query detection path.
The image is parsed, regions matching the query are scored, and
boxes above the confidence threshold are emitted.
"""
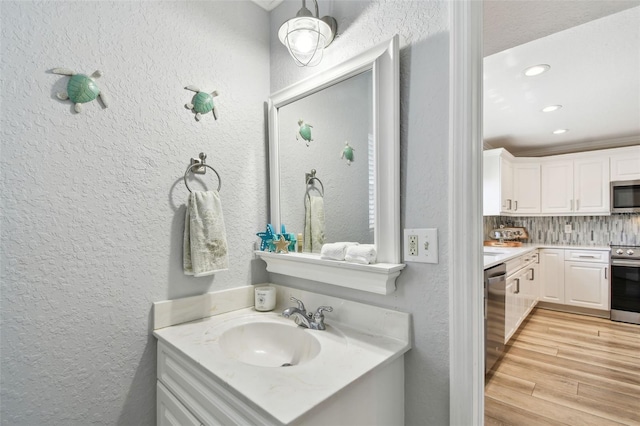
[508,199,512,210]
[576,199,580,211]
[570,199,574,211]
[514,200,518,211]
[515,278,520,294]
[605,267,608,279]
[578,255,597,259]
[529,268,534,280]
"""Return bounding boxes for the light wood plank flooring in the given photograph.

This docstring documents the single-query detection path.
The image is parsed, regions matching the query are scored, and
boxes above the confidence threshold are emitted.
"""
[485,308,640,426]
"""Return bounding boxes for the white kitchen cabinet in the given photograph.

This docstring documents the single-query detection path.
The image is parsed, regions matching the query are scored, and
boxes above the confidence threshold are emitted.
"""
[512,162,541,214]
[539,248,609,312]
[541,157,609,215]
[541,161,573,213]
[610,147,640,181]
[539,249,565,303]
[565,260,609,310]
[157,381,202,426]
[483,148,515,215]
[505,250,539,343]
[573,157,610,213]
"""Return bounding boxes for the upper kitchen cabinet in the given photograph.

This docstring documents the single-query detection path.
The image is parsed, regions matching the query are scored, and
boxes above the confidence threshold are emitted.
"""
[512,162,541,214]
[610,146,640,181]
[541,156,610,215]
[483,148,514,215]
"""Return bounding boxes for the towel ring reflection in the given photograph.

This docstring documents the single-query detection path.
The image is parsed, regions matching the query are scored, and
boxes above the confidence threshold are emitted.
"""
[184,163,222,193]
[305,169,324,197]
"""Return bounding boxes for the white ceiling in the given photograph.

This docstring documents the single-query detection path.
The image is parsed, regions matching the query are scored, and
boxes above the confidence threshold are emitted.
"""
[483,4,640,156]
[251,0,283,12]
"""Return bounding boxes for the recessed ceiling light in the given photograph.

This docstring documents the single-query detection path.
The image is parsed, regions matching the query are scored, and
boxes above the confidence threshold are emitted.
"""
[524,64,550,77]
[542,105,562,113]
[553,129,568,134]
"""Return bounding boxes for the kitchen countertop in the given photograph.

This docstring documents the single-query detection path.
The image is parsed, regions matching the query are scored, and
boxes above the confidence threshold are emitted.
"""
[483,243,611,269]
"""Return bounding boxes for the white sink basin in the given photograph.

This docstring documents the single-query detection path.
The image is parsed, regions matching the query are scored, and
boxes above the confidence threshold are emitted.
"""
[218,322,321,367]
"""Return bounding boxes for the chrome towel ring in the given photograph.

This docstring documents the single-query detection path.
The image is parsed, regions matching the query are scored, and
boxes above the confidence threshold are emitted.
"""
[184,152,221,193]
[305,168,324,197]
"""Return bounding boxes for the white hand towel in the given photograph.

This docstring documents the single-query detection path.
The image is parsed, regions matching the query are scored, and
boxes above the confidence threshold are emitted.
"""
[320,242,359,261]
[304,195,325,253]
[183,191,229,277]
[345,244,377,265]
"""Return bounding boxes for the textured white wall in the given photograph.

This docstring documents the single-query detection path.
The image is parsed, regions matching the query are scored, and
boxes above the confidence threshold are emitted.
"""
[0,1,270,424]
[270,1,451,424]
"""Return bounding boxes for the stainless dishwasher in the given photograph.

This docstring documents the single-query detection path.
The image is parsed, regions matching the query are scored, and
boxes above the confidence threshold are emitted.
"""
[484,263,506,373]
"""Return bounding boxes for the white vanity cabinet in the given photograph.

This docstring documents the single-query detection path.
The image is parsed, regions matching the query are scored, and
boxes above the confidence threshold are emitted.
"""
[541,157,610,215]
[153,286,411,426]
[157,381,202,426]
[538,248,609,313]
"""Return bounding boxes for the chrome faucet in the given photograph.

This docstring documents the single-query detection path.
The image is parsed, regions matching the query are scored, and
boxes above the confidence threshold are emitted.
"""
[282,296,333,330]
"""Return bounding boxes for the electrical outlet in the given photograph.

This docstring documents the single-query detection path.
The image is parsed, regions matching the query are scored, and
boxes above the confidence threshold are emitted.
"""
[408,235,418,256]
[564,224,572,233]
[404,228,439,264]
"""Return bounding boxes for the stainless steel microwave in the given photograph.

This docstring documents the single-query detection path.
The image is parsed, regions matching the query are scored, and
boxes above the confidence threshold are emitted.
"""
[611,180,640,213]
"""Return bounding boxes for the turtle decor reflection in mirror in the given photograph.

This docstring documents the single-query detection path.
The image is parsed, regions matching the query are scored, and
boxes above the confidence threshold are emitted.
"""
[52,68,109,113]
[297,119,314,146]
[184,85,219,121]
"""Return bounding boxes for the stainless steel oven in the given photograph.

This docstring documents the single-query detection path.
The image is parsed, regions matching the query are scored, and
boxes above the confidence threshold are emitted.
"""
[611,180,640,213]
[610,245,640,324]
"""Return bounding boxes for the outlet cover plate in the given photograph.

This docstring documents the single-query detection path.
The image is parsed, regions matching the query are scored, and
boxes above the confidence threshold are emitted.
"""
[404,228,439,263]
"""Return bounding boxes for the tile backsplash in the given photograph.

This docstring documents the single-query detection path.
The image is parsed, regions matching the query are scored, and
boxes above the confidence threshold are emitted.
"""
[484,214,640,246]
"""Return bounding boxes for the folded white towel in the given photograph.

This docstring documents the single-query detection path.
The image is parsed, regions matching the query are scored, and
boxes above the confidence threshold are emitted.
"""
[320,242,359,261]
[183,191,229,277]
[304,195,325,253]
[345,244,377,265]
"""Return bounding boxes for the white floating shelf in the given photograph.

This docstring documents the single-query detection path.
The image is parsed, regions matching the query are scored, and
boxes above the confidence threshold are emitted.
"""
[255,251,405,295]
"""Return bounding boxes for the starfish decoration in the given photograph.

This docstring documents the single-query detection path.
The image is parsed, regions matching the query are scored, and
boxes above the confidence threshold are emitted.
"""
[273,236,290,254]
[256,224,275,251]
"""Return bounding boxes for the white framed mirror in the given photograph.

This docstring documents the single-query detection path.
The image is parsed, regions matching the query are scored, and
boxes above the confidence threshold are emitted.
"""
[258,35,403,294]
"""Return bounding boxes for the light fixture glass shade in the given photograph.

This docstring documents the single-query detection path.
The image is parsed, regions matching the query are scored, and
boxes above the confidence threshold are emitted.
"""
[278,16,332,67]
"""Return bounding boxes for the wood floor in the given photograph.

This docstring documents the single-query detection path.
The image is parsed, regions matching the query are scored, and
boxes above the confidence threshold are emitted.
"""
[485,308,640,426]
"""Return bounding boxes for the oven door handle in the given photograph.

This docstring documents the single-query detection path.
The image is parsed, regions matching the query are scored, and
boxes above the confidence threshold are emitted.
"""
[611,259,640,267]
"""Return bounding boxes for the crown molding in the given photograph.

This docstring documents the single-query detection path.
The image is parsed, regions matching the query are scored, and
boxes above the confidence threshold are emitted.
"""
[503,135,640,157]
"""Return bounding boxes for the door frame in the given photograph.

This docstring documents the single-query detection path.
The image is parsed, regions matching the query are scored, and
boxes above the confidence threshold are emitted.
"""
[448,0,484,424]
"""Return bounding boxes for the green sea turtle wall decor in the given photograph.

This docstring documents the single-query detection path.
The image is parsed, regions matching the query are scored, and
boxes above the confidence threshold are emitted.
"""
[340,141,355,165]
[296,119,313,146]
[184,85,219,121]
[52,68,109,113]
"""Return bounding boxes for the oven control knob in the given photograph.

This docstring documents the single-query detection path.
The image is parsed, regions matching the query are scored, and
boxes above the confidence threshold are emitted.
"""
[627,249,635,256]
[616,249,624,255]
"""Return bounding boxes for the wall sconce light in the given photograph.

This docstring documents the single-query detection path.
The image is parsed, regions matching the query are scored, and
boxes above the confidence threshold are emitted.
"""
[277,0,337,67]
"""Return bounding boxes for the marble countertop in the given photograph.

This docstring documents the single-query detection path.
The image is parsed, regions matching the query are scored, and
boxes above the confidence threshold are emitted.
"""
[154,305,410,425]
[483,243,611,269]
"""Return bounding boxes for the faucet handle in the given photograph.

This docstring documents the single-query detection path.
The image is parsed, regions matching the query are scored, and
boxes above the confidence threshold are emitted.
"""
[289,296,306,312]
[313,306,333,319]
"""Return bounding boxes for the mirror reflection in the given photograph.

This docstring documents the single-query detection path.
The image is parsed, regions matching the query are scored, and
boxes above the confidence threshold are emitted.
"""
[277,70,374,251]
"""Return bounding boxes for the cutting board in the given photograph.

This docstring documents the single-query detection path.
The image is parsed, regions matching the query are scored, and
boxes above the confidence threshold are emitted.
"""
[483,241,522,247]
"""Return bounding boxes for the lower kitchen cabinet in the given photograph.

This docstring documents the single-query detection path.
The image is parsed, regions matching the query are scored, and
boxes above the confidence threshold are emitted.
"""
[539,249,565,303]
[505,251,539,343]
[565,261,609,310]
[538,248,609,312]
